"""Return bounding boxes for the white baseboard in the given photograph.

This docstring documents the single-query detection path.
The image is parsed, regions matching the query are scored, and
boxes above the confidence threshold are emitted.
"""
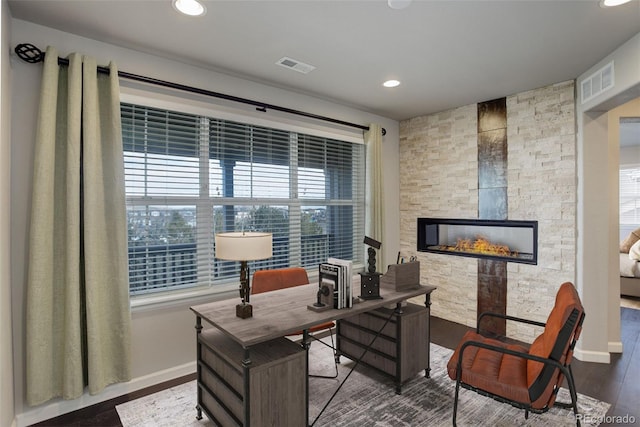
[15,361,196,427]
[608,341,623,353]
[573,347,610,364]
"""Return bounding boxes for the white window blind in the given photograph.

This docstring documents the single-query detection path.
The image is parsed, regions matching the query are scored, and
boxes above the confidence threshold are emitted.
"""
[122,103,365,295]
[620,165,640,238]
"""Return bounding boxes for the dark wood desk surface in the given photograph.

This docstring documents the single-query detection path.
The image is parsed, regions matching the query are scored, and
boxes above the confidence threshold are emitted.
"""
[191,283,436,347]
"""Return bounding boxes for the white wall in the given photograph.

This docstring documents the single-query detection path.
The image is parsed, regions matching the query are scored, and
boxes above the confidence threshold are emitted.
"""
[1,1,15,426]
[576,32,640,362]
[9,19,400,425]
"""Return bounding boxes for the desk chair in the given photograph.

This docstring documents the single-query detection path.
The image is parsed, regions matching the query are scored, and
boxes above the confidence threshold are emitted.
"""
[446,282,585,426]
[252,267,339,379]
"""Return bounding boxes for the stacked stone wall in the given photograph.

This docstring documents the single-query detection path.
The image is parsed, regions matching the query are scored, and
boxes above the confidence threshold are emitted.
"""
[400,81,576,338]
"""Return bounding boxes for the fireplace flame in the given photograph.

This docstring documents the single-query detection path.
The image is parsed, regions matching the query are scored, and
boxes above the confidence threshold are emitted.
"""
[452,235,517,257]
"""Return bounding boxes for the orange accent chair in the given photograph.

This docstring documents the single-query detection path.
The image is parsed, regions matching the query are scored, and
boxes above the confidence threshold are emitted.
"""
[252,267,338,379]
[447,282,585,426]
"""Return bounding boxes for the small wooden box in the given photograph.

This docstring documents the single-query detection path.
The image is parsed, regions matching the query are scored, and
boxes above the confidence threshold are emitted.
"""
[380,261,420,291]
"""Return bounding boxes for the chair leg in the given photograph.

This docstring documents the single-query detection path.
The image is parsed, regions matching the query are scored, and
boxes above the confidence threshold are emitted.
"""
[566,366,581,427]
[453,375,461,427]
[309,328,339,379]
[552,366,581,426]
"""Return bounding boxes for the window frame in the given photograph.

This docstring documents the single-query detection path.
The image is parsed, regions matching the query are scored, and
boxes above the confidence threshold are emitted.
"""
[120,91,366,308]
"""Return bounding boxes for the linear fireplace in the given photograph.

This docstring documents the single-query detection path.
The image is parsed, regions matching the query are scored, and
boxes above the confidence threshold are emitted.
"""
[417,218,538,265]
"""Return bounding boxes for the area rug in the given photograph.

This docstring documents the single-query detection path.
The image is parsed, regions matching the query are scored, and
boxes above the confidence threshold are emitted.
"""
[117,341,610,427]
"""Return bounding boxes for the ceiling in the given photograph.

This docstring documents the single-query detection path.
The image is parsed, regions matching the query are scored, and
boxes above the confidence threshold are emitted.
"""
[7,0,640,121]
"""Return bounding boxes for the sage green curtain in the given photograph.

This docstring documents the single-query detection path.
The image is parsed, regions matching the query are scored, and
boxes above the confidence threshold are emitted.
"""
[26,47,131,406]
[364,123,385,267]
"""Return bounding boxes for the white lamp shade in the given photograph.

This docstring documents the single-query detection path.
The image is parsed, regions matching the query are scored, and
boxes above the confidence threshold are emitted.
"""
[215,232,273,261]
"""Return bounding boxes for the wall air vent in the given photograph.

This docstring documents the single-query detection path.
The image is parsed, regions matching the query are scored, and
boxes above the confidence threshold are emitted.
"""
[581,61,614,104]
[276,57,316,74]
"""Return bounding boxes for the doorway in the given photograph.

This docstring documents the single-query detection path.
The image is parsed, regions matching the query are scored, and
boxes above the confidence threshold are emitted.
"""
[619,112,640,310]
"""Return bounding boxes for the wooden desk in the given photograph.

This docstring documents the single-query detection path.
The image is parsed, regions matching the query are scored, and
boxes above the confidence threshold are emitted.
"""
[191,283,436,426]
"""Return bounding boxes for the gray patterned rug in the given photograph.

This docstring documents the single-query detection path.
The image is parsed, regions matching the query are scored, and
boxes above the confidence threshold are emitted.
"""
[117,340,610,426]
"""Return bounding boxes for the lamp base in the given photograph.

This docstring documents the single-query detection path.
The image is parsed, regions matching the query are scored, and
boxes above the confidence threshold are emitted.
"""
[236,303,253,319]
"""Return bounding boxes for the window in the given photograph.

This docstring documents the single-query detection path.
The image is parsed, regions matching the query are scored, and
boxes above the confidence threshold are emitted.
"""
[620,164,640,238]
[121,103,365,296]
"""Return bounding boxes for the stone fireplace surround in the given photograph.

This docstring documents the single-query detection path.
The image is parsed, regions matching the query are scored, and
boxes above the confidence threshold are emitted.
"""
[400,80,576,342]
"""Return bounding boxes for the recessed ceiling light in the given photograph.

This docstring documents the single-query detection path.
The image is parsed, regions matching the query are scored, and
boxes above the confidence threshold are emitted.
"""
[388,0,412,10]
[383,80,401,88]
[599,0,632,7]
[173,0,206,16]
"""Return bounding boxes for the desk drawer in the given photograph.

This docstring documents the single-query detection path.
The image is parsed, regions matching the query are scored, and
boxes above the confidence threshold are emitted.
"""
[337,303,428,387]
[197,328,307,426]
[338,320,397,358]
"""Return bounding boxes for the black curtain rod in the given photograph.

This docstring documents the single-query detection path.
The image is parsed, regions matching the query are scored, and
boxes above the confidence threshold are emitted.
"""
[15,43,385,136]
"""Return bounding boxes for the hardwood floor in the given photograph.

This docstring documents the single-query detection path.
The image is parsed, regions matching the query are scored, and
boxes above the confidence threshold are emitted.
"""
[574,307,640,425]
[31,307,640,427]
[29,374,196,427]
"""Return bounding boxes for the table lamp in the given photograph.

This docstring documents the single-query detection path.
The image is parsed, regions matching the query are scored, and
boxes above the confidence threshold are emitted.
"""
[215,231,273,319]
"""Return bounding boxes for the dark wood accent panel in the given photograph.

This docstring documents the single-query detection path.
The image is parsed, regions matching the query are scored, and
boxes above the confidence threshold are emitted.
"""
[477,97,507,133]
[477,259,508,336]
[477,98,508,336]
[478,187,508,220]
[477,97,507,218]
[478,128,507,189]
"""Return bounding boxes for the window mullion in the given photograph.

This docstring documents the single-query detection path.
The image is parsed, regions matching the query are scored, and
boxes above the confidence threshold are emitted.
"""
[289,132,301,267]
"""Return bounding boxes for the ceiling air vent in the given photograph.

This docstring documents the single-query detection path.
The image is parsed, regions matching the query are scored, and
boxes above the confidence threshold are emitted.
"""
[276,57,316,74]
[581,61,614,104]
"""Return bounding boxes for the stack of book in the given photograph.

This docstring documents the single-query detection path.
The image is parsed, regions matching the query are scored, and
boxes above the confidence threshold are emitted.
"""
[319,258,353,309]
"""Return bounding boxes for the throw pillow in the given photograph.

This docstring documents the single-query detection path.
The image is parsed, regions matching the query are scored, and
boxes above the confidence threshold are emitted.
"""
[620,228,640,253]
[630,240,640,261]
